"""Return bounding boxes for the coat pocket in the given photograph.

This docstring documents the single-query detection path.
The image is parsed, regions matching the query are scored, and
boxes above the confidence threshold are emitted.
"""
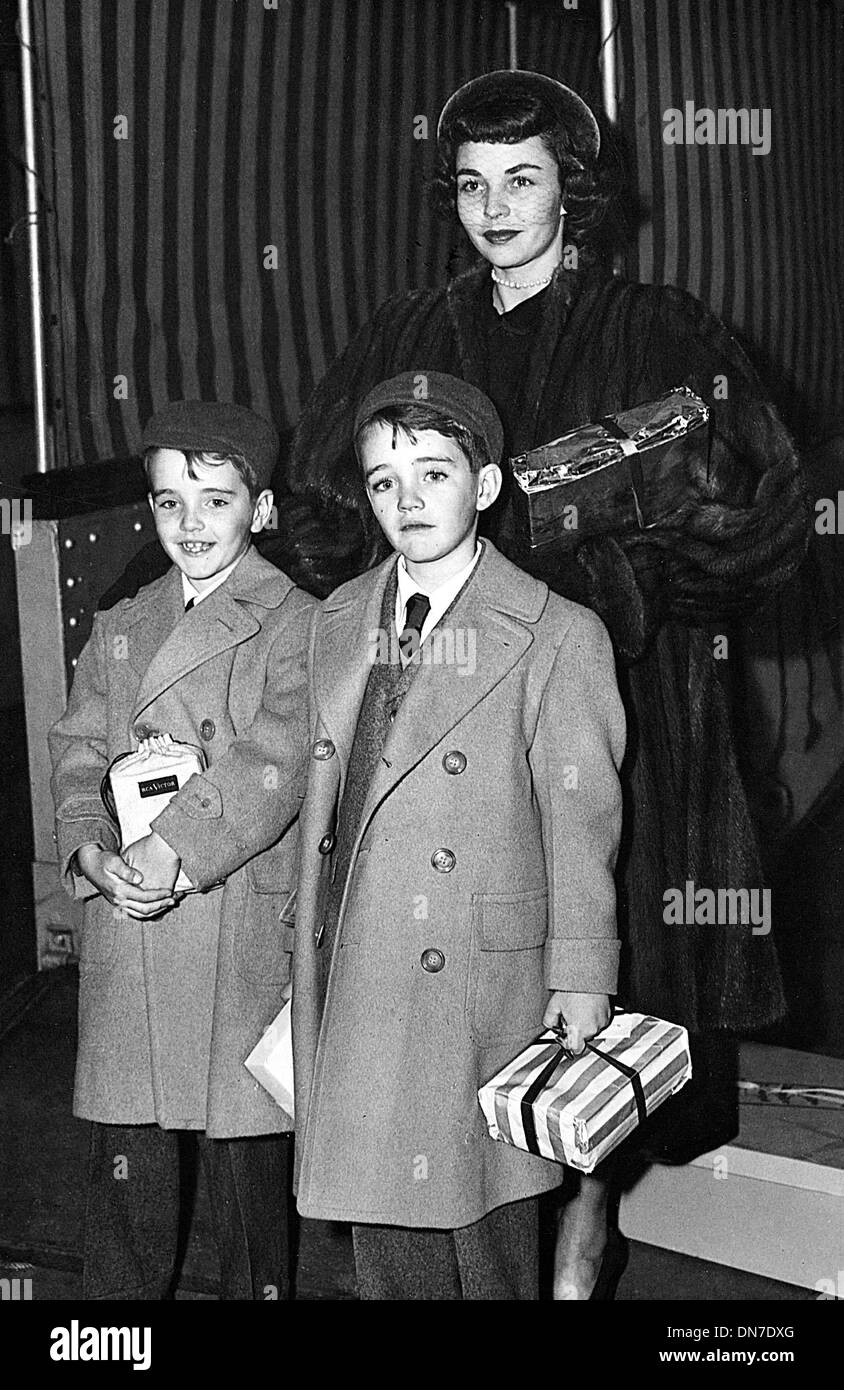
[234,865,297,986]
[247,830,298,894]
[467,889,548,1046]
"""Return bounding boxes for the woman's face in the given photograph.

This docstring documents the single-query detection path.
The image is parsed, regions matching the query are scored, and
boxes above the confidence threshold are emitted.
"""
[455,135,565,273]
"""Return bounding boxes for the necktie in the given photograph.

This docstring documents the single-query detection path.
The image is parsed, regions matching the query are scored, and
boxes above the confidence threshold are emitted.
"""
[184,596,195,612]
[399,591,430,664]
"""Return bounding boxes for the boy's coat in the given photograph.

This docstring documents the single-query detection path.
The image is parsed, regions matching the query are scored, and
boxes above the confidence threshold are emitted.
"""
[293,540,625,1228]
[49,547,316,1137]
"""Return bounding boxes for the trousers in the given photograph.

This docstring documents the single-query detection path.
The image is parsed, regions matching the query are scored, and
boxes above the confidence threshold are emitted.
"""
[351,1196,539,1300]
[83,1122,291,1300]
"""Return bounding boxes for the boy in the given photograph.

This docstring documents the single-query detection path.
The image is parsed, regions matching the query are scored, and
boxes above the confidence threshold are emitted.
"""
[49,400,316,1299]
[292,371,626,1300]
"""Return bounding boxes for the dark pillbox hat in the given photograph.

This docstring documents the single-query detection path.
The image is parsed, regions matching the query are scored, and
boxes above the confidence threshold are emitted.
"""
[437,69,600,161]
[354,371,504,466]
[142,400,279,490]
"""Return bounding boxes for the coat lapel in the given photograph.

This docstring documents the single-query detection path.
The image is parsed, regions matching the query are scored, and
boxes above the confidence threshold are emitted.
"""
[313,557,396,772]
[355,543,546,832]
[124,567,184,686]
[129,549,278,720]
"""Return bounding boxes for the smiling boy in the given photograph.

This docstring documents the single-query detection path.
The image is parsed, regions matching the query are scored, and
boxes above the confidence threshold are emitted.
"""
[49,401,316,1299]
[292,371,626,1300]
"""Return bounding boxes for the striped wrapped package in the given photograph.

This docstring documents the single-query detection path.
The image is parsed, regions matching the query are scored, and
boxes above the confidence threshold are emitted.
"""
[478,1013,692,1174]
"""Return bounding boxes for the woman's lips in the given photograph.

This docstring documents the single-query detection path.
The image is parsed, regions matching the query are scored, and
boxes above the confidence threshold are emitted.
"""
[483,229,519,243]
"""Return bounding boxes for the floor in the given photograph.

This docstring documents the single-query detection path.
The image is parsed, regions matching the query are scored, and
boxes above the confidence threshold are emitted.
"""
[0,966,816,1302]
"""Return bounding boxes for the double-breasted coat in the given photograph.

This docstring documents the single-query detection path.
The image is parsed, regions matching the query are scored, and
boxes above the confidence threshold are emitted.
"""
[293,540,626,1229]
[49,546,316,1138]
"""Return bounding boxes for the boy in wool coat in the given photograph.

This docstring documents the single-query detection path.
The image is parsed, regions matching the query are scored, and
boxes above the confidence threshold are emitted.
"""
[49,401,316,1299]
[292,372,626,1299]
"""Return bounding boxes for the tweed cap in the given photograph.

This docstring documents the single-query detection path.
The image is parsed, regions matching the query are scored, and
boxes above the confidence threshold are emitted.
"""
[142,400,279,489]
[354,371,504,466]
[437,69,600,161]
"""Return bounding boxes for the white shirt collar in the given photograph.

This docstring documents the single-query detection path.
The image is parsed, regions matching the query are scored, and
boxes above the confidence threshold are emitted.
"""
[395,541,482,645]
[181,551,246,608]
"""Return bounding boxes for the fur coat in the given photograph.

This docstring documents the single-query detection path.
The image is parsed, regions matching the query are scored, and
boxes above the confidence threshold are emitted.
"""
[278,260,811,1038]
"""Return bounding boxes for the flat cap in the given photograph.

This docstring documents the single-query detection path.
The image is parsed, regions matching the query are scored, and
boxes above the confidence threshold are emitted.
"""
[437,69,600,162]
[354,371,504,466]
[142,400,279,490]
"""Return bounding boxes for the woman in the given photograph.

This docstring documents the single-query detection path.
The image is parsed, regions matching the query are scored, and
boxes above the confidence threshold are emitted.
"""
[279,70,809,1298]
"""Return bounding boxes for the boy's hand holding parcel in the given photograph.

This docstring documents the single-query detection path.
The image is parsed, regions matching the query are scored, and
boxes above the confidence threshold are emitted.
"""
[75,841,178,918]
[122,831,182,904]
[543,991,612,1057]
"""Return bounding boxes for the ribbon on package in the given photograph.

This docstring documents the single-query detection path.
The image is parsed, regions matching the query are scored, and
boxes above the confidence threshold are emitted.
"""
[518,1027,648,1158]
[598,415,647,528]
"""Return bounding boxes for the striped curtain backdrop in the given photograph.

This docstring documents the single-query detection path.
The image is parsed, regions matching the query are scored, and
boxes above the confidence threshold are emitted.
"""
[618,0,844,441]
[31,0,600,470]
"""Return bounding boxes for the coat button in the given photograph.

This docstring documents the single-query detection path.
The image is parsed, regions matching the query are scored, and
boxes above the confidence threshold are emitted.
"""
[442,750,467,775]
[421,948,446,973]
[431,848,456,874]
[199,719,216,741]
[318,832,336,855]
[312,738,335,760]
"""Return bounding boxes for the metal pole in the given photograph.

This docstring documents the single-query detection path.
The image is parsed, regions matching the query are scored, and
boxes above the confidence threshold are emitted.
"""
[506,2,518,71]
[599,0,619,124]
[18,0,52,473]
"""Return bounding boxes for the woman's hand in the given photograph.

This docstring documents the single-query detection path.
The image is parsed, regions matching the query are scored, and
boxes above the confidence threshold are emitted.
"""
[543,991,612,1055]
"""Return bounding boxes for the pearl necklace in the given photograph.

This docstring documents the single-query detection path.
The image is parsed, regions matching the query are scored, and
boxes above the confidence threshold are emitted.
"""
[491,268,555,290]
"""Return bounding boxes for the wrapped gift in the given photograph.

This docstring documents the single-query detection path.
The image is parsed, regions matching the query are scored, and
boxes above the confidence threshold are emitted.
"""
[244,1000,295,1119]
[510,386,710,549]
[478,1012,692,1173]
[101,735,206,892]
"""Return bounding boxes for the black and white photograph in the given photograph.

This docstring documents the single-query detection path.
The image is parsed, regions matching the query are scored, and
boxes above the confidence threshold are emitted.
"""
[0,0,841,1355]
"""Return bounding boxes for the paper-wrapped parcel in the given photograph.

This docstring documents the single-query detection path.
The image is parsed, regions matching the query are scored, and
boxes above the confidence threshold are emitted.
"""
[103,736,205,892]
[478,1012,692,1173]
[510,386,710,549]
[244,1000,295,1119]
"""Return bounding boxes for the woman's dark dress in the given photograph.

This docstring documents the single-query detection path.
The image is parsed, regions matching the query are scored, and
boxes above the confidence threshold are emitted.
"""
[280,261,810,1159]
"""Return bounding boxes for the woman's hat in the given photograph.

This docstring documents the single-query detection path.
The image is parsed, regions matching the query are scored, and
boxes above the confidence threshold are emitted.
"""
[437,68,600,161]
